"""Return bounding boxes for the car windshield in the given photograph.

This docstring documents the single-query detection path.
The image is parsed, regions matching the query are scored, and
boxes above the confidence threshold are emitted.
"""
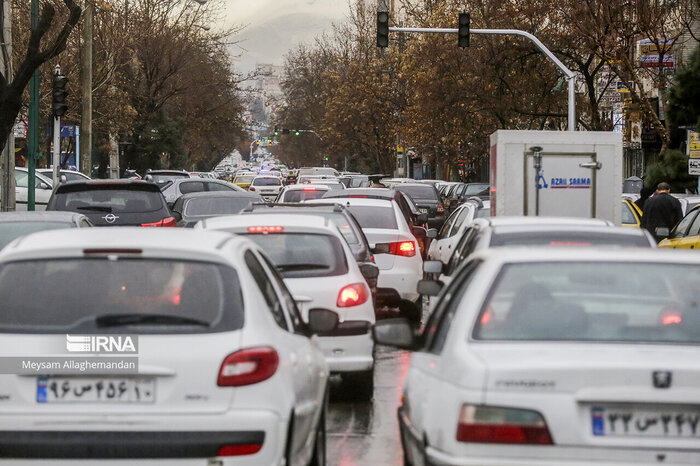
[489,231,650,247]
[474,261,700,344]
[395,185,437,201]
[0,222,73,250]
[243,233,348,278]
[283,189,327,202]
[184,197,255,216]
[0,259,242,334]
[344,206,398,229]
[52,188,164,213]
[253,178,281,186]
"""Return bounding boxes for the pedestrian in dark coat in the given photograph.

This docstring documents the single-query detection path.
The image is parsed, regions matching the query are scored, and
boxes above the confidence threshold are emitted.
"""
[641,182,683,242]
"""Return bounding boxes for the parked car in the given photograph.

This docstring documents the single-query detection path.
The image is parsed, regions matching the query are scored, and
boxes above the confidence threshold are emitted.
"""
[0,227,332,464]
[170,191,263,227]
[14,167,53,211]
[0,211,92,249]
[47,180,175,227]
[160,177,244,206]
[375,247,700,465]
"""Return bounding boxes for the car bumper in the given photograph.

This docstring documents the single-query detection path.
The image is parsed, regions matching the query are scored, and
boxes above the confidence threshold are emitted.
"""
[318,331,374,373]
[1,410,286,465]
[377,264,421,302]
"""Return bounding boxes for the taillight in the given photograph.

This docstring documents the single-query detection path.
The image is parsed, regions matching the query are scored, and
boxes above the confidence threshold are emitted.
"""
[217,347,279,387]
[437,204,445,214]
[389,241,416,257]
[141,217,176,227]
[247,226,284,233]
[303,187,317,191]
[217,443,263,456]
[456,405,553,445]
[249,186,255,191]
[337,283,369,307]
[660,307,682,326]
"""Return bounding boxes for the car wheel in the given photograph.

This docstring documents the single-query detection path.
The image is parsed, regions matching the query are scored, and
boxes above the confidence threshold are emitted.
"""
[399,299,422,324]
[309,404,326,466]
[343,368,374,401]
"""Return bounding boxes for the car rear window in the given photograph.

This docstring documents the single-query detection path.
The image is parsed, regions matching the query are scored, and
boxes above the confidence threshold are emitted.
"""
[235,176,254,183]
[474,262,700,343]
[243,233,348,278]
[345,206,398,230]
[52,188,165,213]
[464,184,490,196]
[313,182,344,191]
[0,222,73,249]
[394,185,438,201]
[151,174,188,184]
[0,259,243,334]
[253,178,281,186]
[489,231,651,247]
[184,197,256,216]
[283,190,327,202]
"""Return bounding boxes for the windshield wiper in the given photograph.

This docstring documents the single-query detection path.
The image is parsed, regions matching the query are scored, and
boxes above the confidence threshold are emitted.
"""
[277,264,330,271]
[96,313,210,327]
[76,206,113,213]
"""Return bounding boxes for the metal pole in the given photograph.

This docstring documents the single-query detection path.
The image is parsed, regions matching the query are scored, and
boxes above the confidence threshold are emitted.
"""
[28,0,39,210]
[389,26,577,131]
[1,0,15,211]
[80,0,93,176]
[52,116,60,183]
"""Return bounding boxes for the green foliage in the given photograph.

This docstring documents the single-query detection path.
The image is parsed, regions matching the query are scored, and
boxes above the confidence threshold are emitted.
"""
[669,46,700,130]
[645,149,697,192]
[135,111,186,172]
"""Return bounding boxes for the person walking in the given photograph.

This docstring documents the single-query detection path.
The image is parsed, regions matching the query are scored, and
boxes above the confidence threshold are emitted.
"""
[641,182,683,242]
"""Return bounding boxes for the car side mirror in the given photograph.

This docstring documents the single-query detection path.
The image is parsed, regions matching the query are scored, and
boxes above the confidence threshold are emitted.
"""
[426,228,438,239]
[307,308,340,334]
[371,243,391,255]
[359,263,380,280]
[40,182,51,190]
[144,174,154,182]
[423,260,444,274]
[373,318,418,349]
[417,279,444,297]
[59,175,67,183]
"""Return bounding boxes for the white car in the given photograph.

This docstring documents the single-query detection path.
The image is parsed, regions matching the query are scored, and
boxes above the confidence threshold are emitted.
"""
[15,167,53,211]
[196,213,376,399]
[37,169,91,183]
[427,199,490,265]
[307,197,423,320]
[0,228,331,465]
[376,247,700,465]
[276,184,331,203]
[250,175,283,200]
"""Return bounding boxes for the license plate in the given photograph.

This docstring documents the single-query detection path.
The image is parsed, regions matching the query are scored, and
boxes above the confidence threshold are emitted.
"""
[591,406,700,438]
[419,208,428,214]
[37,377,155,404]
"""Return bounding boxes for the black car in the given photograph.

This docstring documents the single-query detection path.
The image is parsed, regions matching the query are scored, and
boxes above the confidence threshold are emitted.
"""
[390,183,446,229]
[0,211,93,249]
[170,191,264,227]
[445,182,490,214]
[47,180,175,227]
[241,202,380,306]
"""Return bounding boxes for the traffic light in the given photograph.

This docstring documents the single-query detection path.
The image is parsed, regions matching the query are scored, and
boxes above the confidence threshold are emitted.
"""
[52,74,68,117]
[294,131,300,136]
[458,13,470,48]
[377,11,389,48]
[274,127,279,136]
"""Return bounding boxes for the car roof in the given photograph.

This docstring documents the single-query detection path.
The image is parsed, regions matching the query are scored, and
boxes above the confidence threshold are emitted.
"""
[0,211,86,223]
[199,213,339,234]
[306,197,393,208]
[324,188,396,198]
[476,216,613,228]
[284,184,331,191]
[470,246,700,265]
[0,228,243,263]
[54,179,161,192]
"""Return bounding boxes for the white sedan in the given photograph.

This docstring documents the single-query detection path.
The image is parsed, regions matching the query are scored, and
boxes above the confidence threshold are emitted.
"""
[427,199,489,265]
[376,247,700,465]
[15,167,53,211]
[0,228,332,465]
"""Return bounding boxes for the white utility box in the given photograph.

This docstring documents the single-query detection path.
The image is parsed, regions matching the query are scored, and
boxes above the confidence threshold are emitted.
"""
[489,130,623,224]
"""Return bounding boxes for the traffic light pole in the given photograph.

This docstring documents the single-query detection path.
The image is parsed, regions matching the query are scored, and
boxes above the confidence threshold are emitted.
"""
[388,26,577,131]
[27,0,39,211]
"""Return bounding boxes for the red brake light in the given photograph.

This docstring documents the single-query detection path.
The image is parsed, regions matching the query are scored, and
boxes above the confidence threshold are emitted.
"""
[217,347,279,387]
[337,283,369,307]
[247,226,284,233]
[249,186,255,191]
[303,187,317,191]
[141,217,176,227]
[456,405,552,445]
[660,308,682,326]
[389,241,416,257]
[217,443,263,456]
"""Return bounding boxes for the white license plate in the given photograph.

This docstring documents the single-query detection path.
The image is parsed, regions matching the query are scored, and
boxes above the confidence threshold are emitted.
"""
[37,377,155,403]
[592,406,700,438]
[419,208,428,214]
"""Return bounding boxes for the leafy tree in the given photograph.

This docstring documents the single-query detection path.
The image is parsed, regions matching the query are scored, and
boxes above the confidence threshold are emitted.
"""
[645,149,698,192]
[668,45,700,130]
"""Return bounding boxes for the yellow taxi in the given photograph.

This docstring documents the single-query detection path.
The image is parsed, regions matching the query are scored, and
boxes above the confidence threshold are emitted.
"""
[658,204,700,249]
[232,174,255,190]
[621,198,642,228]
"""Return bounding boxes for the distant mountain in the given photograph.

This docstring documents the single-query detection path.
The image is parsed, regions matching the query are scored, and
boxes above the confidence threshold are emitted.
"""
[230,12,337,75]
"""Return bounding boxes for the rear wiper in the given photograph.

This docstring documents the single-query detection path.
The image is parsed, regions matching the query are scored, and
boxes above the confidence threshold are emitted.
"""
[76,206,113,213]
[96,313,210,327]
[277,264,330,271]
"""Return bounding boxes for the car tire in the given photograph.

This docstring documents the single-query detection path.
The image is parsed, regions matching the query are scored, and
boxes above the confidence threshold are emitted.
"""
[343,368,374,401]
[399,298,422,324]
[309,403,326,466]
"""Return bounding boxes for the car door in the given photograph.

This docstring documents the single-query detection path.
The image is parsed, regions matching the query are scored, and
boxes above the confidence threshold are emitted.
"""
[248,251,325,465]
[15,170,51,211]
[440,206,474,264]
[673,209,700,249]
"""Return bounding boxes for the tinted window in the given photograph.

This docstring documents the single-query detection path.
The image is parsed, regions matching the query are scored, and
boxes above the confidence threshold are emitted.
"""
[184,197,256,216]
[179,182,206,194]
[395,185,438,201]
[0,259,242,334]
[489,231,650,247]
[253,178,281,186]
[283,189,327,202]
[0,222,73,249]
[464,184,489,196]
[52,188,164,213]
[345,206,398,229]
[243,233,348,278]
[474,262,700,343]
[150,174,188,184]
[206,182,235,192]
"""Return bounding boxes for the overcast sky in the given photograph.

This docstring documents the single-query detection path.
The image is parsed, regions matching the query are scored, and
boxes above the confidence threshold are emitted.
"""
[222,0,350,74]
